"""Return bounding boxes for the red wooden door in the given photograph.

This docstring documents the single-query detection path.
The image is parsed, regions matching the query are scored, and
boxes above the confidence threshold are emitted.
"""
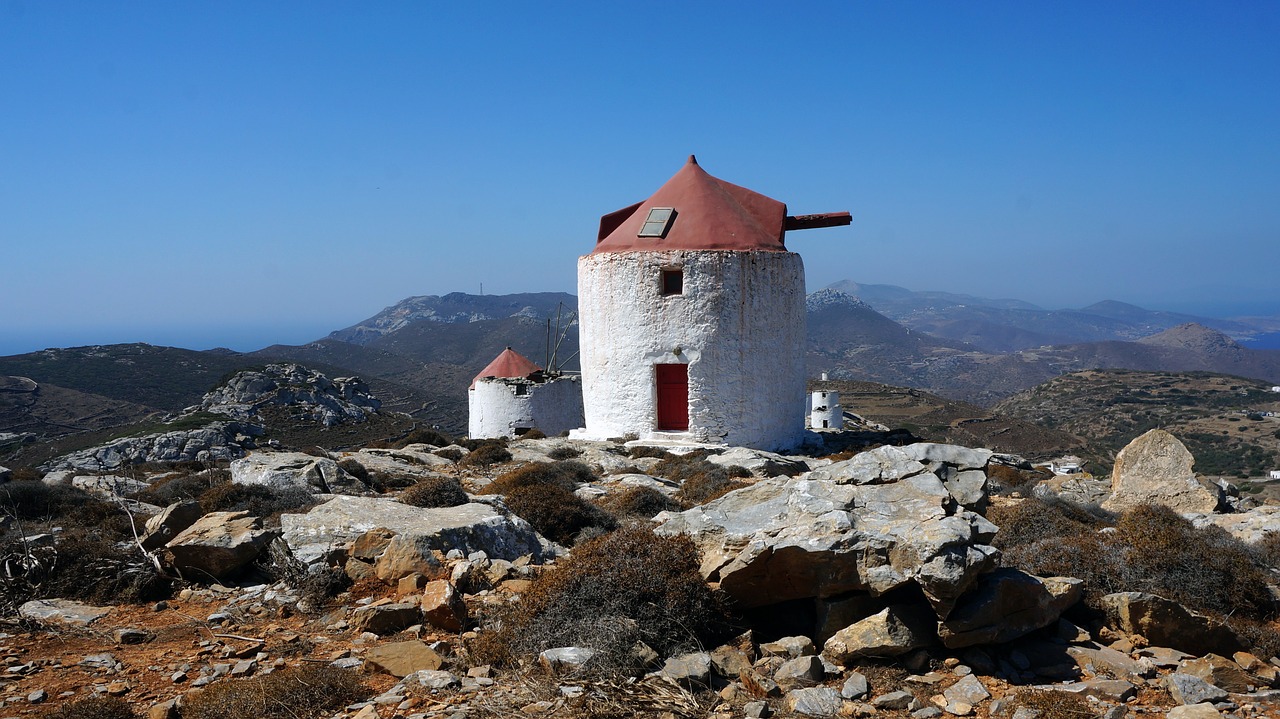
[656,363,689,431]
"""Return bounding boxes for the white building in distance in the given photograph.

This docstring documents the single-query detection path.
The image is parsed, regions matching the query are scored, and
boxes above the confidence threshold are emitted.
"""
[468,348,583,439]
[572,156,848,451]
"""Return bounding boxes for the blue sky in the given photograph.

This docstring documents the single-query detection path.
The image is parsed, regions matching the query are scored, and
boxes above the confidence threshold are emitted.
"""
[2,1,1278,355]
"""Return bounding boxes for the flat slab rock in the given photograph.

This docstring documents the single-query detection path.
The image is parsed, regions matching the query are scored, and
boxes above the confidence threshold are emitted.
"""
[281,495,545,565]
[654,474,998,614]
[19,599,110,627]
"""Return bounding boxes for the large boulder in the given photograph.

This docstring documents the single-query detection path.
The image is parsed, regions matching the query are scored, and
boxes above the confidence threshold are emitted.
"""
[140,500,204,551]
[1101,592,1245,657]
[1196,505,1280,544]
[1101,430,1222,514]
[654,474,999,617]
[805,443,991,511]
[163,511,276,580]
[281,495,546,566]
[706,447,810,477]
[231,451,373,496]
[938,569,1082,648]
[43,422,255,472]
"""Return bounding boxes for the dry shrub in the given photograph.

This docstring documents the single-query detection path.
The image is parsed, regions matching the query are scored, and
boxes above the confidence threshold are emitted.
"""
[0,482,136,540]
[1252,531,1280,571]
[460,436,509,451]
[628,446,674,460]
[986,464,1048,494]
[1002,503,1275,623]
[181,665,368,719]
[459,442,512,467]
[521,428,548,440]
[469,525,736,673]
[8,467,43,482]
[481,461,594,496]
[400,476,469,508]
[986,497,1107,550]
[41,696,138,719]
[135,468,229,505]
[434,447,465,462]
[652,452,750,508]
[198,482,314,518]
[1,530,171,612]
[596,486,681,521]
[548,445,582,460]
[505,485,617,546]
[1007,688,1094,719]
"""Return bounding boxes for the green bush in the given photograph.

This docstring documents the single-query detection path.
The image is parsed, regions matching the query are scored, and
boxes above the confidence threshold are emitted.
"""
[400,476,469,508]
[469,525,736,673]
[179,665,369,719]
[41,696,138,719]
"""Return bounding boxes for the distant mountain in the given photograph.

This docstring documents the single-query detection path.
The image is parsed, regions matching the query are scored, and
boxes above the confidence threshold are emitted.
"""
[826,279,1265,351]
[330,292,578,345]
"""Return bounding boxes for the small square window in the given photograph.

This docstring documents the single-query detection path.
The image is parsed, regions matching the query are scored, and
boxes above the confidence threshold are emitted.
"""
[662,269,683,296]
[638,207,676,238]
[513,384,528,396]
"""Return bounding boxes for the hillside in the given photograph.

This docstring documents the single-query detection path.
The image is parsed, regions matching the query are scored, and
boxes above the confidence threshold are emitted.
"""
[329,291,578,345]
[995,369,1280,478]
[817,378,1084,458]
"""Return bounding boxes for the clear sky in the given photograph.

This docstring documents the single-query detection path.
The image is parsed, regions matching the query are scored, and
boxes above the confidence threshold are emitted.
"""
[3,1,1278,356]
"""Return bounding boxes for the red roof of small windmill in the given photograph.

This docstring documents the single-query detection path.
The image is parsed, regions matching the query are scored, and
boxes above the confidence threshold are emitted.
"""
[470,348,542,389]
[593,156,789,253]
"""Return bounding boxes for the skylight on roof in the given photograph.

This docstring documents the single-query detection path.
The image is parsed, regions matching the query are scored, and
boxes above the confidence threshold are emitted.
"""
[638,207,676,238]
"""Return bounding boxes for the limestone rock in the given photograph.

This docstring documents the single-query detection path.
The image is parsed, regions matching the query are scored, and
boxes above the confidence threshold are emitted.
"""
[199,363,379,426]
[939,570,1082,648]
[163,511,276,580]
[1198,505,1280,544]
[1166,705,1224,719]
[774,655,824,688]
[231,451,372,496]
[1101,592,1244,657]
[654,475,999,617]
[943,674,990,706]
[281,495,545,566]
[660,652,712,687]
[707,447,809,477]
[1101,430,1222,514]
[365,640,443,678]
[1178,654,1253,693]
[539,646,597,673]
[420,579,467,631]
[44,422,255,472]
[784,686,844,717]
[804,444,929,485]
[823,605,935,663]
[1066,645,1154,682]
[1164,672,1229,705]
[374,534,444,583]
[351,602,421,635]
[18,599,110,627]
[140,500,204,551]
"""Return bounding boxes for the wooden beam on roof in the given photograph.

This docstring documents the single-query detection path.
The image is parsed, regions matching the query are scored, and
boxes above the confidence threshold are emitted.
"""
[785,212,852,231]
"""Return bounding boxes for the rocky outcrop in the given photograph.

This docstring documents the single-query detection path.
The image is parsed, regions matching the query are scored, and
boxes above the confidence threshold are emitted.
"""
[42,422,258,472]
[140,500,204,551]
[1102,429,1222,514]
[653,472,999,617]
[804,443,991,511]
[231,451,373,496]
[281,496,546,566]
[198,363,380,426]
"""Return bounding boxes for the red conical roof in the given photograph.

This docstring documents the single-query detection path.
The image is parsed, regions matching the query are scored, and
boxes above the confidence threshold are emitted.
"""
[592,156,788,253]
[470,348,543,389]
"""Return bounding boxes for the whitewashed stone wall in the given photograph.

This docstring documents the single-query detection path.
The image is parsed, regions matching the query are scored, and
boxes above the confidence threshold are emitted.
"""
[574,249,806,451]
[809,390,843,430]
[468,375,584,439]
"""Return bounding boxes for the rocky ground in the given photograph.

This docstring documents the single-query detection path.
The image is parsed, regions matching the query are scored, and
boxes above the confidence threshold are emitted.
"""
[3,428,1280,719]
